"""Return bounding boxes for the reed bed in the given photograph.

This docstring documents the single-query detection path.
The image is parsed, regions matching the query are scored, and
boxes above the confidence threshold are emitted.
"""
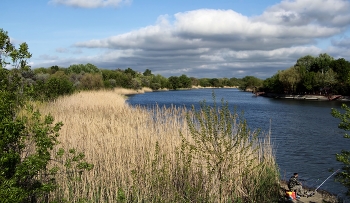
[36,89,279,202]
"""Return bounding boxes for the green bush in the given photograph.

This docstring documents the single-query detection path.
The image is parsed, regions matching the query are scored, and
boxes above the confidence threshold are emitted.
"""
[331,104,350,196]
[0,28,93,202]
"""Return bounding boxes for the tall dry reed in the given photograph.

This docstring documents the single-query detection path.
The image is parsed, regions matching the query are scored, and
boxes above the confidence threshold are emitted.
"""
[36,89,279,202]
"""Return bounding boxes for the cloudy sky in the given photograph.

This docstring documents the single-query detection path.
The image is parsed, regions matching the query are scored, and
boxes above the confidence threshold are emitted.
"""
[2,0,350,79]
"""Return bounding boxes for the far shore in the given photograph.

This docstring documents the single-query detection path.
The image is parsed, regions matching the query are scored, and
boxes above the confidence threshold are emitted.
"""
[260,92,350,101]
[114,87,350,102]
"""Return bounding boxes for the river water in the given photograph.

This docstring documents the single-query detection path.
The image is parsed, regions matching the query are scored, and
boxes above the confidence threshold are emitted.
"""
[126,88,349,198]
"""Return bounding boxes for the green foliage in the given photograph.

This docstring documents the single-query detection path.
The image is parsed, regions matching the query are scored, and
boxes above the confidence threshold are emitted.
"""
[0,28,93,202]
[143,68,153,76]
[240,76,263,91]
[331,58,350,84]
[209,78,222,87]
[331,104,350,196]
[178,74,192,88]
[66,63,100,74]
[263,53,350,95]
[262,74,284,93]
[46,76,74,100]
[124,67,137,77]
[168,76,180,89]
[0,29,14,68]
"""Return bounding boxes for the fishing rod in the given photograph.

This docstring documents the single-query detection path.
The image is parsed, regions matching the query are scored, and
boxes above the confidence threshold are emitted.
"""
[315,169,340,192]
[304,169,340,198]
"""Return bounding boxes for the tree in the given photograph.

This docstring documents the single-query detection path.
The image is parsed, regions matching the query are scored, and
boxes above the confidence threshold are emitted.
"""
[310,53,334,73]
[330,58,350,84]
[143,69,153,76]
[240,76,263,91]
[151,74,168,89]
[331,104,350,196]
[278,66,301,93]
[0,29,93,202]
[199,78,210,87]
[295,55,315,72]
[178,74,192,88]
[262,73,284,93]
[168,76,180,90]
[209,78,222,87]
[125,67,137,77]
[0,28,15,68]
[0,29,31,71]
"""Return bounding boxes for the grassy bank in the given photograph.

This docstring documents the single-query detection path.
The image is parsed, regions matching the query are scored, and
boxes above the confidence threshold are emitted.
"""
[36,89,280,202]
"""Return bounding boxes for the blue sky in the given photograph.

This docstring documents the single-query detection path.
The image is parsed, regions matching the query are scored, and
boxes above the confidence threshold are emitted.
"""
[2,0,350,79]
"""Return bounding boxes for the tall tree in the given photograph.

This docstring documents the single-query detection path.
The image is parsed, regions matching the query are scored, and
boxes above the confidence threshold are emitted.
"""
[295,55,315,72]
[310,53,334,73]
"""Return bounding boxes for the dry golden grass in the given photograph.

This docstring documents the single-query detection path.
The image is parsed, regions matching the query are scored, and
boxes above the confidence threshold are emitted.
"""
[37,90,188,201]
[35,89,278,202]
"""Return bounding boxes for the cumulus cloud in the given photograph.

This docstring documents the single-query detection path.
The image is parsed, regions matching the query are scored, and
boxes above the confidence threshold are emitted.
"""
[49,0,131,8]
[51,0,350,78]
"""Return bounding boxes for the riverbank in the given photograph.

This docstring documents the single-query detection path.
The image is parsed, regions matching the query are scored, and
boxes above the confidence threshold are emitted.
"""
[260,93,350,101]
[279,181,339,203]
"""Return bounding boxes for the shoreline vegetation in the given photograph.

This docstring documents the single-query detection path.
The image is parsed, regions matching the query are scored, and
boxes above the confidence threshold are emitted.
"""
[36,89,281,202]
[32,88,341,202]
[119,86,350,102]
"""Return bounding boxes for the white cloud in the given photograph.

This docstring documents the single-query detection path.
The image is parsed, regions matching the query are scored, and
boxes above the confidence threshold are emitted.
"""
[49,0,132,8]
[44,0,350,78]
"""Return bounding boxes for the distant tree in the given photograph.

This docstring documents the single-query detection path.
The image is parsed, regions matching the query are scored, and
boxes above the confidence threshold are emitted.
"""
[209,78,222,87]
[219,78,229,87]
[262,74,284,93]
[151,74,168,89]
[240,76,263,91]
[310,53,334,73]
[179,74,192,88]
[330,58,350,84]
[168,76,180,90]
[125,67,137,77]
[278,66,301,93]
[50,65,59,74]
[143,69,153,76]
[33,67,49,74]
[228,77,242,87]
[295,55,315,72]
[66,63,100,74]
[199,78,210,87]
[190,77,199,86]
[130,78,142,90]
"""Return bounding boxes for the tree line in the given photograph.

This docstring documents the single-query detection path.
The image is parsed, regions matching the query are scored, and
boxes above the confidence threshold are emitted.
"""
[23,63,261,101]
[261,53,350,96]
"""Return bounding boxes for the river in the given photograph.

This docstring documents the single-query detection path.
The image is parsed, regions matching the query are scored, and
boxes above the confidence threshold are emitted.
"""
[126,88,349,198]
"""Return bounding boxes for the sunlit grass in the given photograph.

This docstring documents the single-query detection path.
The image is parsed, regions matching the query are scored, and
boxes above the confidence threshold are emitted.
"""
[36,89,279,202]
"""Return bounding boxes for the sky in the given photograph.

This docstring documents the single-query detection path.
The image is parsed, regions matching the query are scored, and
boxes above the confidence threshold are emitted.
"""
[2,0,350,79]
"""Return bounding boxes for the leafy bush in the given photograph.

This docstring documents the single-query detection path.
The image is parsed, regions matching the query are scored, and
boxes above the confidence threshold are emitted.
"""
[0,28,93,202]
[331,104,350,196]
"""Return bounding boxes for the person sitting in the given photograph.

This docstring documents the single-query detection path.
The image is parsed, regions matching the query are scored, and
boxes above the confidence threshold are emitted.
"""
[288,173,305,197]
